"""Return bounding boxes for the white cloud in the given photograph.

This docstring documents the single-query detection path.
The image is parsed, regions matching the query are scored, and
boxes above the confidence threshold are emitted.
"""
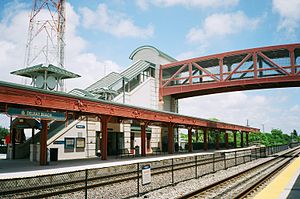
[67,54,121,90]
[179,90,300,134]
[0,8,28,84]
[272,0,300,36]
[0,2,121,91]
[136,0,239,10]
[80,3,154,38]
[186,11,260,45]
[290,105,300,112]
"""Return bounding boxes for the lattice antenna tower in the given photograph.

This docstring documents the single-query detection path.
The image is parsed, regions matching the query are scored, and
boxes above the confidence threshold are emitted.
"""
[24,0,66,89]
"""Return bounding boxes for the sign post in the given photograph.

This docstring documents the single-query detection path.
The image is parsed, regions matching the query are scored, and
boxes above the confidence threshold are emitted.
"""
[142,165,151,185]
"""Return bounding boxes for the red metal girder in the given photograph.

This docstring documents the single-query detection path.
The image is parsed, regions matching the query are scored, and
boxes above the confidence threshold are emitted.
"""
[162,63,188,87]
[168,123,174,154]
[224,53,252,81]
[0,83,259,132]
[189,63,193,85]
[290,48,295,75]
[219,58,224,81]
[258,52,290,76]
[141,123,146,156]
[101,115,110,160]
[40,120,48,165]
[253,52,258,79]
[192,62,219,82]
[162,43,300,69]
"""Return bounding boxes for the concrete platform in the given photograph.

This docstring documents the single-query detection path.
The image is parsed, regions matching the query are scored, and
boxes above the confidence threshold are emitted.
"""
[0,147,254,179]
[254,156,300,199]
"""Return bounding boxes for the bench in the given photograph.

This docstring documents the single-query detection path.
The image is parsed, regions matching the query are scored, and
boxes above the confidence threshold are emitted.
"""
[119,148,134,158]
[151,147,162,155]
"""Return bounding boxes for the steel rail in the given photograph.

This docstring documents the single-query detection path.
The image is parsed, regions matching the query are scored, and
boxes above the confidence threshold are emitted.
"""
[176,146,300,199]
[234,150,300,199]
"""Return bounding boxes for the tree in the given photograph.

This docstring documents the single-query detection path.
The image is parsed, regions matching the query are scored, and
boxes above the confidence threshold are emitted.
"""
[0,126,9,139]
[271,128,283,136]
[208,118,220,122]
[291,129,298,142]
[0,126,9,145]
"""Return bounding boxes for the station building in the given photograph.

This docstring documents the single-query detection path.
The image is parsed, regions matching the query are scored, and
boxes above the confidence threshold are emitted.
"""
[9,45,179,161]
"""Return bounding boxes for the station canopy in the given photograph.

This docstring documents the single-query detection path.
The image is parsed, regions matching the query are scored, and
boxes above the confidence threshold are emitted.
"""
[11,64,80,91]
[11,64,80,79]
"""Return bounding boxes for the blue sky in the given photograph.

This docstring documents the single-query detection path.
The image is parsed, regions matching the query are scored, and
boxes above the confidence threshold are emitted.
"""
[0,0,299,134]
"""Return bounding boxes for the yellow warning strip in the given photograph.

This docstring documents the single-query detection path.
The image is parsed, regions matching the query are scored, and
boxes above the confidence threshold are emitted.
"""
[254,157,300,199]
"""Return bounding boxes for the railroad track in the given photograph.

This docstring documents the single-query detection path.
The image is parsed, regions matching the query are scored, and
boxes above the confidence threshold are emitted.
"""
[177,146,300,199]
[0,146,294,198]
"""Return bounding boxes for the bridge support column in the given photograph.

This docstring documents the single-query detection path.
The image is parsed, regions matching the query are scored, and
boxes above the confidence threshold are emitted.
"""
[233,131,237,148]
[168,123,174,154]
[188,127,193,152]
[141,122,146,157]
[101,115,110,160]
[225,131,229,149]
[215,130,220,150]
[40,120,48,166]
[240,131,244,148]
[203,128,208,151]
[246,132,249,147]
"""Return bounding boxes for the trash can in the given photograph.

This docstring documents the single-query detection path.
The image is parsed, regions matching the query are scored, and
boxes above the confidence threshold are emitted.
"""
[135,146,140,157]
[50,148,58,161]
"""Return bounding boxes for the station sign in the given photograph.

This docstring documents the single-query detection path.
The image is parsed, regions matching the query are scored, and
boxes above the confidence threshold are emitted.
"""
[76,124,85,129]
[8,107,66,121]
[53,140,65,145]
[142,165,151,185]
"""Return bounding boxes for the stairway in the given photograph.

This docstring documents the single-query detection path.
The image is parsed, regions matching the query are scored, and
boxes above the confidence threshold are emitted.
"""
[13,118,77,159]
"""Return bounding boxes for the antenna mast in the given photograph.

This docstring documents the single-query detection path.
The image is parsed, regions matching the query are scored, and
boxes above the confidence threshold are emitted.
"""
[24,0,66,90]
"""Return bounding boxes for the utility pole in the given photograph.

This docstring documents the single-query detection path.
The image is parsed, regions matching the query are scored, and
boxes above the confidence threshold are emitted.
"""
[262,124,265,133]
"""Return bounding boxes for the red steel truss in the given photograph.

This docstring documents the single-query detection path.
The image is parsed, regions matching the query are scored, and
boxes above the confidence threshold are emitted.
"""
[160,43,300,99]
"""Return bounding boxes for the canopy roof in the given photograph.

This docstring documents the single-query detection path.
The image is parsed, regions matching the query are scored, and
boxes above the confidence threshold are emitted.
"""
[121,60,155,81]
[85,72,123,91]
[84,60,156,92]
[11,64,81,79]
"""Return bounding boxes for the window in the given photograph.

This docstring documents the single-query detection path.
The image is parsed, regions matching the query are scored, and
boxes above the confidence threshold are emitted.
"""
[76,138,85,152]
[64,138,75,152]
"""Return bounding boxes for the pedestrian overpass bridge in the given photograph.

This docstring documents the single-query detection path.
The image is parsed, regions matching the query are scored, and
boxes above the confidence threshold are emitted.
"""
[160,43,300,99]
